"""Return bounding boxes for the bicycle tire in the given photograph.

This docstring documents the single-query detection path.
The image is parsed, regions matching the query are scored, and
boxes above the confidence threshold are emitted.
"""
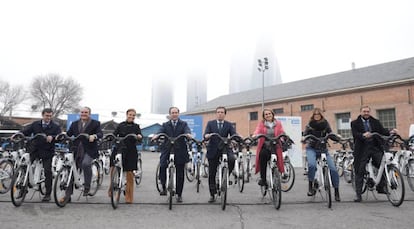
[111,167,121,209]
[245,158,250,183]
[406,159,414,192]
[238,161,245,193]
[221,167,227,211]
[386,165,405,207]
[98,160,104,186]
[0,160,14,194]
[281,161,295,192]
[135,158,143,185]
[196,161,200,193]
[168,167,174,210]
[271,167,281,210]
[89,161,100,196]
[203,157,209,176]
[155,162,161,193]
[53,167,71,208]
[10,166,27,207]
[323,166,332,208]
[185,162,195,182]
[343,158,353,183]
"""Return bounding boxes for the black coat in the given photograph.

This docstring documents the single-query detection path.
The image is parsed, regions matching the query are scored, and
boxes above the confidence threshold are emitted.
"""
[158,119,191,166]
[203,120,236,159]
[67,119,103,159]
[113,121,141,171]
[21,120,61,159]
[351,115,389,157]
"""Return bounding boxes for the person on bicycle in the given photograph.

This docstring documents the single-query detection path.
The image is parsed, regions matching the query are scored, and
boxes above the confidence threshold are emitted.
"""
[154,107,191,203]
[252,108,285,188]
[303,108,341,202]
[63,106,103,202]
[16,108,61,202]
[351,105,398,202]
[108,108,142,204]
[204,106,238,203]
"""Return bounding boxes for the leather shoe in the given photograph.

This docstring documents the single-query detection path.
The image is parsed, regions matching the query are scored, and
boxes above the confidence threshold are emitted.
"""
[208,195,216,203]
[42,195,51,202]
[334,188,340,202]
[354,194,362,202]
[83,188,90,196]
[176,196,183,203]
[376,186,387,194]
[160,189,167,196]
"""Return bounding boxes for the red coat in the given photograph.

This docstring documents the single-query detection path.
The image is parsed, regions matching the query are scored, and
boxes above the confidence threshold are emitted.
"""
[254,120,285,174]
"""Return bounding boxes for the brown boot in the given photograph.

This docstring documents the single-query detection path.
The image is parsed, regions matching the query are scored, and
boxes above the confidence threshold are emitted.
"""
[125,171,134,203]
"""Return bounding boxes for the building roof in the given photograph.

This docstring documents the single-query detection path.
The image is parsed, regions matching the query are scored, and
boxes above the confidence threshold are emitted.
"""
[187,57,414,114]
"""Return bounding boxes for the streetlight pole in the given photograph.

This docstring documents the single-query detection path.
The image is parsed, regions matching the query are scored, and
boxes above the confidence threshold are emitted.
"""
[257,57,269,111]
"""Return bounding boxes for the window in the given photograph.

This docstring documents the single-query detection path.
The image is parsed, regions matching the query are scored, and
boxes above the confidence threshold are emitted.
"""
[249,111,258,121]
[273,108,284,114]
[377,108,396,130]
[335,112,351,138]
[301,104,314,112]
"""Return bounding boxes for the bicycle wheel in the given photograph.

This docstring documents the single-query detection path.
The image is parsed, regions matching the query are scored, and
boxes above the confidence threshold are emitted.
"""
[406,159,414,192]
[386,166,405,207]
[155,162,162,193]
[0,160,14,194]
[89,161,100,196]
[271,167,281,210]
[343,158,353,183]
[238,161,245,193]
[135,158,143,185]
[168,167,174,210]
[281,161,295,192]
[196,161,201,193]
[10,166,28,207]
[185,162,195,182]
[111,167,121,209]
[220,167,227,211]
[54,167,71,208]
[245,158,251,183]
[98,160,104,186]
[323,166,332,208]
[203,157,209,177]
[336,157,344,177]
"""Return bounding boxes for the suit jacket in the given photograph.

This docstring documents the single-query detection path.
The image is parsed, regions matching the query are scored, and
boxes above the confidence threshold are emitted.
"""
[351,115,389,157]
[22,119,61,159]
[203,120,236,159]
[67,119,103,159]
[158,119,191,166]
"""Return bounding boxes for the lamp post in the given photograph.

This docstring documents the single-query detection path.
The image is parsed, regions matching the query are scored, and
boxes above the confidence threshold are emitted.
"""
[257,57,269,111]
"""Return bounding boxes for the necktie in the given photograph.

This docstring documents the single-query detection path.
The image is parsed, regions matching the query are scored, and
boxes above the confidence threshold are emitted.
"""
[42,123,49,129]
[363,120,370,132]
[173,121,177,129]
[218,122,223,130]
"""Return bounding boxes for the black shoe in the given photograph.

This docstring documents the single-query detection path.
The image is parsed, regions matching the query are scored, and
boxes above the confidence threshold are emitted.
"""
[208,195,216,203]
[42,195,51,202]
[376,186,387,194]
[176,196,183,203]
[83,188,90,196]
[16,189,27,199]
[354,194,362,202]
[228,180,233,185]
[258,179,267,186]
[160,189,167,196]
[334,188,341,202]
[307,181,316,196]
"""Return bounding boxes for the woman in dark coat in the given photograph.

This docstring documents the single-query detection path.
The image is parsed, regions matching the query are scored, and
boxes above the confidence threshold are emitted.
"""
[109,108,142,204]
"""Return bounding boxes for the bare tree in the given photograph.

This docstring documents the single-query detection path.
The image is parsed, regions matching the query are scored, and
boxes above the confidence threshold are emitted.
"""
[30,73,83,117]
[0,80,26,117]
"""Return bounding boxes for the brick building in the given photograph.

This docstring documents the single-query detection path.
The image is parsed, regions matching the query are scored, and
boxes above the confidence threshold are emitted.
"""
[185,57,414,139]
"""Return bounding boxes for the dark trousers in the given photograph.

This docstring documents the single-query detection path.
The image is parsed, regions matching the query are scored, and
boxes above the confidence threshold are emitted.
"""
[66,153,94,196]
[259,148,271,181]
[42,157,53,196]
[159,163,185,197]
[354,144,384,195]
[208,153,236,196]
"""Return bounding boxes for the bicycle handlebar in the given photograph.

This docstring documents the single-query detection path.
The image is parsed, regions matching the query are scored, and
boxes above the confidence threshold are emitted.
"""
[151,133,190,144]
[302,133,342,144]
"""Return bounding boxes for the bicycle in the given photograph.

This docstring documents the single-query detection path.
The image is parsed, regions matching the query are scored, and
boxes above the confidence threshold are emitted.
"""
[229,136,245,192]
[302,133,342,208]
[243,137,255,183]
[252,134,291,210]
[281,138,295,192]
[0,136,25,194]
[134,150,143,186]
[152,133,190,210]
[205,133,242,210]
[53,133,101,207]
[95,134,116,186]
[10,133,47,206]
[110,133,140,209]
[185,137,205,193]
[396,135,414,192]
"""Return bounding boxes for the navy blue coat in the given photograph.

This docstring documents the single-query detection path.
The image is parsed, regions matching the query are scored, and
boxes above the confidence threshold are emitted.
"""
[22,120,61,159]
[203,120,236,159]
[158,119,191,167]
[67,119,103,159]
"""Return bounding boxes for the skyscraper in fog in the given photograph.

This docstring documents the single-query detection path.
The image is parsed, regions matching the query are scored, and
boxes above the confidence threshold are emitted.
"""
[186,72,207,111]
[151,77,173,114]
[229,34,282,94]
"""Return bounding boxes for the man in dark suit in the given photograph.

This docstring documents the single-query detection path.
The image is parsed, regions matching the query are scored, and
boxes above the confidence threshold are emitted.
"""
[64,106,103,200]
[154,107,191,203]
[19,108,61,202]
[204,106,237,203]
[351,105,397,202]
